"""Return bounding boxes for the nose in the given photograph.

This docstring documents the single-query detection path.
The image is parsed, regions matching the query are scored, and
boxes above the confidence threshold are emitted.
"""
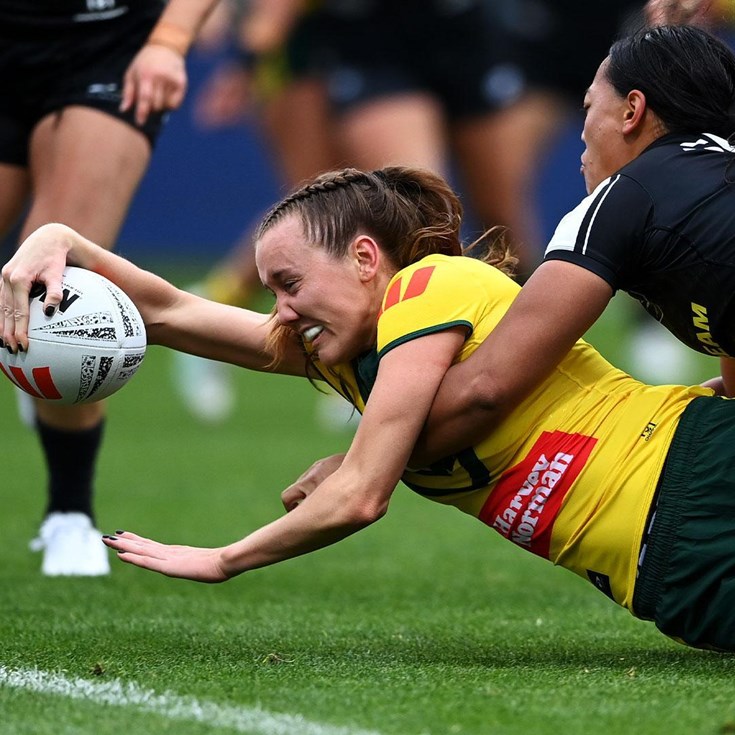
[276,297,300,326]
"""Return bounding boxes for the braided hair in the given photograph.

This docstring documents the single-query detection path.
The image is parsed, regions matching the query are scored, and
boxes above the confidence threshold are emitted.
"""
[256,166,515,271]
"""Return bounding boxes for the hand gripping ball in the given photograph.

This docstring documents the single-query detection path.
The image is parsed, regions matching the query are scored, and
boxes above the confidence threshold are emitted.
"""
[0,266,146,403]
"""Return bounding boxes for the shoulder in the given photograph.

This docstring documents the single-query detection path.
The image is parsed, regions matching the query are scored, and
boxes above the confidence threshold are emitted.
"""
[547,174,651,248]
[382,254,516,307]
[377,255,517,356]
[544,174,655,287]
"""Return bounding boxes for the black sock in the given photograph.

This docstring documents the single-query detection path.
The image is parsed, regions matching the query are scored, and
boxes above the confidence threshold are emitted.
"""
[36,419,105,523]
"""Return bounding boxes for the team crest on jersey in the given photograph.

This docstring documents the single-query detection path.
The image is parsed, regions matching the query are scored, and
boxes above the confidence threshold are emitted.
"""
[378,266,435,318]
[86,0,116,10]
[680,133,735,154]
[479,431,597,558]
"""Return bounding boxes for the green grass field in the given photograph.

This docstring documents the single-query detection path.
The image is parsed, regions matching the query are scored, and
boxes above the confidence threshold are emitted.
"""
[1,274,732,735]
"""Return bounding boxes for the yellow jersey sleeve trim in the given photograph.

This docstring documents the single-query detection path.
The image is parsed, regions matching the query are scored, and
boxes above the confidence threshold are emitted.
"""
[378,320,472,359]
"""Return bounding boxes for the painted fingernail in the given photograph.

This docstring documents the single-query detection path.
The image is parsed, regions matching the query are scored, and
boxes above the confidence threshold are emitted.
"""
[17,344,24,353]
[6,345,12,354]
[102,535,118,541]
[44,305,56,317]
[115,529,125,534]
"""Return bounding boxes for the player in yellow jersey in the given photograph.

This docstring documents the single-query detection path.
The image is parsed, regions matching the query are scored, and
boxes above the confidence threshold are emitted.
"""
[2,166,733,650]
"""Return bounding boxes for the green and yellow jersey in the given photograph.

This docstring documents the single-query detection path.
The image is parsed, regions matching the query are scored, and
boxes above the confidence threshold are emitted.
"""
[312,254,712,614]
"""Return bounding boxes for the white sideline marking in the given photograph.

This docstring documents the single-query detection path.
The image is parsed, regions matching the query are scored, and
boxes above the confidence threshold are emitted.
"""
[0,665,382,735]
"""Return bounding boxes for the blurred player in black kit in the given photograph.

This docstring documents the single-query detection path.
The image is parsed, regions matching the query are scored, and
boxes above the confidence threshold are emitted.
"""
[0,0,215,575]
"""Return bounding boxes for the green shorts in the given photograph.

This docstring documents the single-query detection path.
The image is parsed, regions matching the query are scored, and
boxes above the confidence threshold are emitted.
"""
[633,395,735,652]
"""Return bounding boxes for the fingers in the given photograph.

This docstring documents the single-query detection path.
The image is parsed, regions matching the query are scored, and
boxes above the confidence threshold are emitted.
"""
[280,453,347,511]
[111,545,203,580]
[102,530,227,582]
[1,225,70,351]
[133,77,155,126]
[167,83,186,111]
[102,530,168,557]
[1,266,31,352]
[131,74,186,126]
[120,46,188,126]
[281,486,307,512]
[119,72,135,113]
[102,532,185,578]
[115,549,171,574]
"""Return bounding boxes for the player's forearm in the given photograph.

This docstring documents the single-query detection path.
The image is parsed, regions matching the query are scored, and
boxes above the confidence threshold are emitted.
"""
[413,262,613,466]
[410,362,507,467]
[719,356,735,397]
[33,223,220,354]
[146,0,221,56]
[43,224,183,333]
[219,474,384,576]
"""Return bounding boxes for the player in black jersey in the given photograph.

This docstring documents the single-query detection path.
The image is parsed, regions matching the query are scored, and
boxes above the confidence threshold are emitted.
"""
[0,0,214,576]
[407,23,735,465]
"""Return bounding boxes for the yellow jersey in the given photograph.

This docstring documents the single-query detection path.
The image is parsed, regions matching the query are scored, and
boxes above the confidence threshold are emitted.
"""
[312,254,712,613]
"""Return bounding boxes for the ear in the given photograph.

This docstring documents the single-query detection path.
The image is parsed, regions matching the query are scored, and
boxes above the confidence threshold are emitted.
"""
[622,89,647,134]
[351,235,381,282]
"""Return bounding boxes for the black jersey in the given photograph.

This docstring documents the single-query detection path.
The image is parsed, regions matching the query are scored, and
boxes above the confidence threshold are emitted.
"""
[544,133,735,357]
[0,1,158,29]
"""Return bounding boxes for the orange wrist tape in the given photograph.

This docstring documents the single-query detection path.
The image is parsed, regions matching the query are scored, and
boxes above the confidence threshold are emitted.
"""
[146,21,192,56]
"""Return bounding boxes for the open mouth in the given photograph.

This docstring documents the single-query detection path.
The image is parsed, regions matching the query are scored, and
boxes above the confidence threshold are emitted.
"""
[302,326,324,343]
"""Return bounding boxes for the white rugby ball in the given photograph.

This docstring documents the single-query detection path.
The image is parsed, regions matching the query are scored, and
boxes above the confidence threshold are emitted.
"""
[0,266,146,404]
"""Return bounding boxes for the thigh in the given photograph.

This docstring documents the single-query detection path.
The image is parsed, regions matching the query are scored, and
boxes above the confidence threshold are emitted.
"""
[451,93,570,272]
[453,93,568,221]
[0,162,30,239]
[338,93,448,173]
[262,79,342,185]
[22,106,151,248]
[20,106,151,428]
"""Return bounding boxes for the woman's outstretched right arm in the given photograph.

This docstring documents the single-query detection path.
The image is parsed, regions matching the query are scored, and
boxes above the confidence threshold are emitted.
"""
[0,223,307,375]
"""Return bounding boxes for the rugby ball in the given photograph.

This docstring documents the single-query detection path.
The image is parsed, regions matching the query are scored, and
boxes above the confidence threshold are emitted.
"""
[0,266,146,403]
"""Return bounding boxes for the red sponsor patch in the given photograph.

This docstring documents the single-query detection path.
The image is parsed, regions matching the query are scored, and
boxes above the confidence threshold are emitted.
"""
[479,431,597,558]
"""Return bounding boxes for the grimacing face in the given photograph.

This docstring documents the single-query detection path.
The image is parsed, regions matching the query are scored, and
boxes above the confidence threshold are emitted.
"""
[255,215,383,366]
[580,58,637,193]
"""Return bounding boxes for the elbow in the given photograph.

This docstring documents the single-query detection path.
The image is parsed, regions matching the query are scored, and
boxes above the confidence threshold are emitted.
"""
[140,289,189,347]
[463,368,504,413]
[341,498,388,531]
[324,468,392,531]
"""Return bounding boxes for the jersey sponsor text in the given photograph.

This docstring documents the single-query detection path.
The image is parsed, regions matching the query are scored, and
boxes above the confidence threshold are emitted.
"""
[479,431,597,558]
[691,302,727,356]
